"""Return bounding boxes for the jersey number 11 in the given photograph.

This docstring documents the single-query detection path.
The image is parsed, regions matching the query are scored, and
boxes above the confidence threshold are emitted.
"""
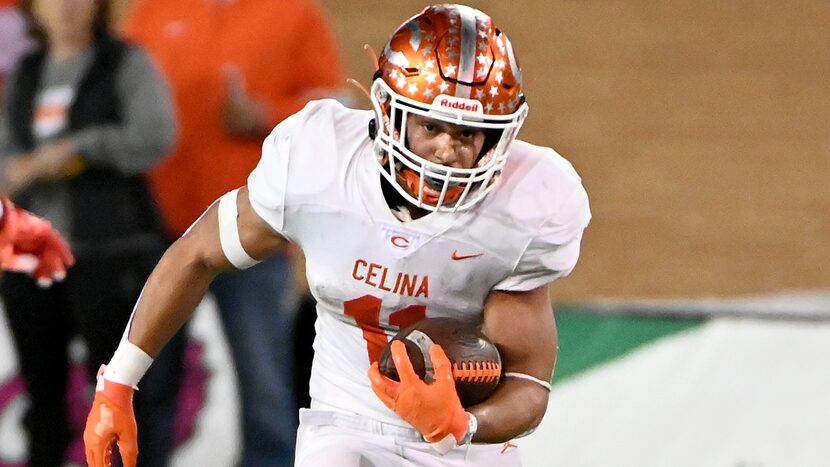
[344,294,426,364]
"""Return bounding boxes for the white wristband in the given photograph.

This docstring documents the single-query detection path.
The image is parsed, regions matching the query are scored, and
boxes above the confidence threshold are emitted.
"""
[504,372,553,391]
[103,340,154,389]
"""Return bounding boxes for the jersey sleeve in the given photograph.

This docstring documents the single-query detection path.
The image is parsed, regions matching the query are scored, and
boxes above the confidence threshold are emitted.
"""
[493,183,591,292]
[246,104,308,240]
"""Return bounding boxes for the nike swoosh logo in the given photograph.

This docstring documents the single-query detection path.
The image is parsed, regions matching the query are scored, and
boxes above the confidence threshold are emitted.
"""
[451,250,483,261]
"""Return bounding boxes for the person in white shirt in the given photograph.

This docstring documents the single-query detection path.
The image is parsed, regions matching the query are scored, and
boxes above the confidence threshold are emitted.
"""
[83,5,591,467]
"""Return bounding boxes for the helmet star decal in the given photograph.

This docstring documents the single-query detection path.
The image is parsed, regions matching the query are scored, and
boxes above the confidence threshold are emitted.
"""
[379,4,522,111]
[369,4,529,213]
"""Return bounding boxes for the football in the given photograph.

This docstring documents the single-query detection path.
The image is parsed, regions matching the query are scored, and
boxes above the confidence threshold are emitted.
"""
[378,317,502,407]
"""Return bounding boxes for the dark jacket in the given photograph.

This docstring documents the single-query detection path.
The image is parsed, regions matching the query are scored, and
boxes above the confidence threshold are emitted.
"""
[5,35,167,256]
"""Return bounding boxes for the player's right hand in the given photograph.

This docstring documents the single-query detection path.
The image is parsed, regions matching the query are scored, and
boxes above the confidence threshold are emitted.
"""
[83,365,138,467]
[368,341,471,453]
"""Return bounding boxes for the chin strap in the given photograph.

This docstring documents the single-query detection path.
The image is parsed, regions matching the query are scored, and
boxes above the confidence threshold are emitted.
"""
[400,168,465,206]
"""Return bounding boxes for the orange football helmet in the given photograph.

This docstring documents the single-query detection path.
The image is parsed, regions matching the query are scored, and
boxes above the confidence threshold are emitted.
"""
[370,4,529,212]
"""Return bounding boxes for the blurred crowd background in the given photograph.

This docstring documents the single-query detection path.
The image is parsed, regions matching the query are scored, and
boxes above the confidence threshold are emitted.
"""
[310,0,830,299]
[8,0,826,298]
[1,0,828,466]
[106,0,830,302]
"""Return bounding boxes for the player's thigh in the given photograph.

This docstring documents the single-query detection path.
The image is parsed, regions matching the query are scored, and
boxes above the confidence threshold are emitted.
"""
[399,440,523,467]
[296,421,402,467]
[465,442,522,466]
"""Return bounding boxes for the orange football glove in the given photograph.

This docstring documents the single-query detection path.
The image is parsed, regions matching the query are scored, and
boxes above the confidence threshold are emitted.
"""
[368,341,471,453]
[83,365,138,467]
[0,199,74,287]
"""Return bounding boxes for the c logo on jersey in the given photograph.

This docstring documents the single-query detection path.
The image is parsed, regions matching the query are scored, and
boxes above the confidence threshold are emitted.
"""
[390,235,410,249]
[378,224,424,259]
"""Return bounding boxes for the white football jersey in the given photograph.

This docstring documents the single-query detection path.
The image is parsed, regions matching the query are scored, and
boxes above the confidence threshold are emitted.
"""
[248,99,590,426]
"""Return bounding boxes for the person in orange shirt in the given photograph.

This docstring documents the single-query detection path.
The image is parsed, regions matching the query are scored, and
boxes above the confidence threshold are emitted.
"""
[120,1,349,464]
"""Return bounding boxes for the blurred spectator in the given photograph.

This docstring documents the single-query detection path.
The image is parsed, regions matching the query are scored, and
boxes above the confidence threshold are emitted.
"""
[0,0,183,465]
[120,0,348,464]
[0,0,34,96]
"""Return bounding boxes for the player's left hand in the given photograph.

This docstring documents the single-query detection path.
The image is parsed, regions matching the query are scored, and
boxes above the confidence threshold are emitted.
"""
[84,365,138,467]
[368,340,471,454]
[0,200,74,287]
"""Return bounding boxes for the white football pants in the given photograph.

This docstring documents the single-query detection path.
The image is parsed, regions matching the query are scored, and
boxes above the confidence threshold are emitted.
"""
[295,405,523,467]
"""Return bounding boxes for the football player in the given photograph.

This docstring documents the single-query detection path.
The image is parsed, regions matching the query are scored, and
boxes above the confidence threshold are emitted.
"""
[83,4,590,466]
[0,198,74,286]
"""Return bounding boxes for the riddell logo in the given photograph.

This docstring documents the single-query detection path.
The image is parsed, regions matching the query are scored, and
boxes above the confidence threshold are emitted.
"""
[433,95,483,113]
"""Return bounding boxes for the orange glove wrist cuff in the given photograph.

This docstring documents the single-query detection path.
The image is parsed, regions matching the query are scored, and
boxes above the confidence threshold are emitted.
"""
[449,410,470,442]
[424,408,469,443]
[100,378,134,408]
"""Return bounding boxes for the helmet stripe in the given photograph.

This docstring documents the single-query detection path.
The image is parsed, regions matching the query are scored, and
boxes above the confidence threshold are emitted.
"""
[406,19,422,51]
[455,5,478,98]
[503,34,522,83]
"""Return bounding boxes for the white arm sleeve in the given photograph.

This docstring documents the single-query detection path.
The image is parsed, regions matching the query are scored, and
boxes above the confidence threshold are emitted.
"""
[218,189,260,270]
